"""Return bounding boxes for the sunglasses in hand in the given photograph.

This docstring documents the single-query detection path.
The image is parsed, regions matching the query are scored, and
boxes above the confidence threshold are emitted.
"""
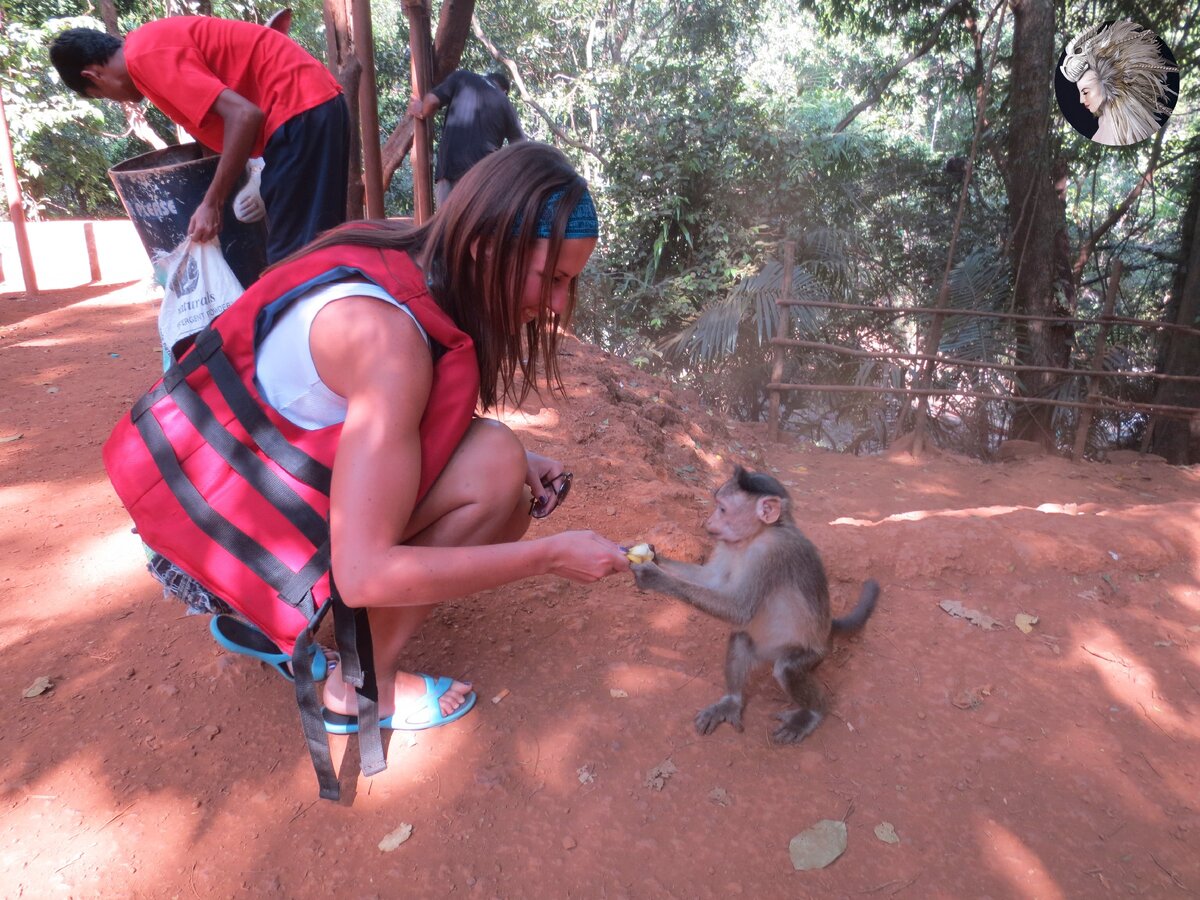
[529,471,572,519]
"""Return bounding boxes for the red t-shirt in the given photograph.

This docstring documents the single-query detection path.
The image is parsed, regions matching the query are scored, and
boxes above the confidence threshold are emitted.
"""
[124,17,341,156]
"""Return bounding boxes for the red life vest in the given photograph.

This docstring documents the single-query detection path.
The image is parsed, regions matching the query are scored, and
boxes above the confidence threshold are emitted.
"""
[105,239,480,800]
[105,240,479,653]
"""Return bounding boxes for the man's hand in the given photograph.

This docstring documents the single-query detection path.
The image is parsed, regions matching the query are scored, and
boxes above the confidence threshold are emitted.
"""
[408,93,441,121]
[190,90,264,242]
[187,199,222,243]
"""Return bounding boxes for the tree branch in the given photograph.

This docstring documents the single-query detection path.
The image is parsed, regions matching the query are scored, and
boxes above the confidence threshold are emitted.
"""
[471,15,606,164]
[833,0,964,134]
[1072,128,1165,282]
[100,0,169,149]
[113,104,169,150]
[432,0,475,83]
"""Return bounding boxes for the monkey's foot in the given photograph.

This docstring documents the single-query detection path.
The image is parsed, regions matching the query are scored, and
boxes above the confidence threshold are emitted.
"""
[695,696,744,735]
[771,708,823,744]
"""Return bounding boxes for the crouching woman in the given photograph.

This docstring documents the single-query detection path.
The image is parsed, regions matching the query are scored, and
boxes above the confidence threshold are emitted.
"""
[104,142,629,798]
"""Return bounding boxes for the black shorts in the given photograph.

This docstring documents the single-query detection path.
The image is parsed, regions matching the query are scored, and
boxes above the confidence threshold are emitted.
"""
[260,95,352,263]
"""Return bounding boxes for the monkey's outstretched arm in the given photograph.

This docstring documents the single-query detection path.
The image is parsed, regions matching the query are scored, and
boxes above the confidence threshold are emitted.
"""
[632,558,756,626]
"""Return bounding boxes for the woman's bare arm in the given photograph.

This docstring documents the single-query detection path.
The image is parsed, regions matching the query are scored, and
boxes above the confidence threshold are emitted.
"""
[311,295,627,609]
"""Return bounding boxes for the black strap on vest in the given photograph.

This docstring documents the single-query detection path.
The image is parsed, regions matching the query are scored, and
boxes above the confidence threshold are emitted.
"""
[330,573,385,777]
[136,331,383,801]
[289,574,381,799]
[135,329,333,495]
[204,346,332,495]
[291,599,338,799]
[135,411,313,600]
[155,370,330,549]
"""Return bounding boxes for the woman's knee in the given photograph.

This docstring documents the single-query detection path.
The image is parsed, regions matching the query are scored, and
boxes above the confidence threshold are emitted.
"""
[404,418,527,541]
[460,418,528,489]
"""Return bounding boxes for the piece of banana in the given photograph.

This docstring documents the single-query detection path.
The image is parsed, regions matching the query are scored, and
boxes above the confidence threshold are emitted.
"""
[625,542,655,564]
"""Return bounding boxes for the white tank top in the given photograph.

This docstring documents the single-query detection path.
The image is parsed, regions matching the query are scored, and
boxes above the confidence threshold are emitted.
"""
[256,281,428,430]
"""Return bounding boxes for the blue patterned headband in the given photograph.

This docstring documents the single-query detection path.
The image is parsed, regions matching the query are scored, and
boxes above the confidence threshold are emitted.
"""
[530,186,599,239]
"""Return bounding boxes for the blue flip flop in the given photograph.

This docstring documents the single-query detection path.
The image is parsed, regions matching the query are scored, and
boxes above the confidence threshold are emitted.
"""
[322,674,477,734]
[209,614,330,682]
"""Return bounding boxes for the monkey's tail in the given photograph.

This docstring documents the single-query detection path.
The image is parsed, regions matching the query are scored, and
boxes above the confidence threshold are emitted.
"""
[831,579,880,635]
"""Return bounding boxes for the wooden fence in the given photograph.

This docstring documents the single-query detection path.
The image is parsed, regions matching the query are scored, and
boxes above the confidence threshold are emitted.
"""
[765,242,1200,459]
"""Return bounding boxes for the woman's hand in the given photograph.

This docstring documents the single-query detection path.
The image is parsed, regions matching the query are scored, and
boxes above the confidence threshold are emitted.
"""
[525,450,567,517]
[541,530,630,582]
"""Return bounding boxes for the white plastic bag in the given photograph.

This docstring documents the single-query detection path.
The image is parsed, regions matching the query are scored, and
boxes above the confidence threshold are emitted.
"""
[152,238,244,362]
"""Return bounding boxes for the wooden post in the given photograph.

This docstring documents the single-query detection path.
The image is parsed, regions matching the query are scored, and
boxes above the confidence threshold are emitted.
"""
[323,0,364,219]
[1071,259,1122,461]
[352,0,386,219]
[0,89,37,296]
[83,222,102,283]
[910,311,944,457]
[403,0,435,224]
[768,241,794,442]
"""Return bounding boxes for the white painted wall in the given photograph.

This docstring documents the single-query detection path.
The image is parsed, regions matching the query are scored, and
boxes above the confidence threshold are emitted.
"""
[0,219,153,293]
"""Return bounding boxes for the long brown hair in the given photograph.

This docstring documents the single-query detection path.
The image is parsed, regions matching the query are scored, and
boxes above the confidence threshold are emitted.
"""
[275,142,591,411]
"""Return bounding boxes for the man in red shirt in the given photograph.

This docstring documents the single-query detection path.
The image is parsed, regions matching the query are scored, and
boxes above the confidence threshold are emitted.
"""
[51,18,350,264]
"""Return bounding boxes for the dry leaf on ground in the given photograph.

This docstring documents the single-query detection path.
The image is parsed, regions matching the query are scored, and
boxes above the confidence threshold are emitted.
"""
[940,600,1001,630]
[788,819,848,870]
[22,676,53,698]
[378,823,414,852]
[708,787,732,807]
[874,822,900,844]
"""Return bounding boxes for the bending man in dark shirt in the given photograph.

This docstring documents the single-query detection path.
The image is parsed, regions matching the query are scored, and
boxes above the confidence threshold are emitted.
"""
[409,70,524,205]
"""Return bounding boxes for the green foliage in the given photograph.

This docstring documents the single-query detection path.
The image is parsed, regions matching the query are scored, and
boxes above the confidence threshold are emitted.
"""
[1,15,135,218]
[5,0,1198,455]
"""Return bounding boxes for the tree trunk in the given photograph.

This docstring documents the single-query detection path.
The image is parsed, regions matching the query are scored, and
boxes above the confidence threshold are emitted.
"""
[99,0,170,151]
[431,0,475,83]
[379,0,475,189]
[1148,149,1200,463]
[1005,0,1071,446]
[323,0,365,219]
[98,0,119,34]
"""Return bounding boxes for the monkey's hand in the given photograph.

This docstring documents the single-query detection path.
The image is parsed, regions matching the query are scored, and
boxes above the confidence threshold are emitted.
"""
[630,560,669,592]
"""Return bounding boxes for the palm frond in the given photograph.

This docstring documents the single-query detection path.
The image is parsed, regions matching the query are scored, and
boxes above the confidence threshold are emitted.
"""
[797,227,855,294]
[939,249,1012,365]
[661,258,829,363]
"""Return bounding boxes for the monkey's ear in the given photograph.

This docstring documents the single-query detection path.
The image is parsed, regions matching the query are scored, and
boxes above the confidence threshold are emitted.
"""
[757,496,782,525]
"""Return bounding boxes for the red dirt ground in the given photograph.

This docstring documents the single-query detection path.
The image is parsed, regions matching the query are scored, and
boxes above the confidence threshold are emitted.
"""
[2,281,1198,898]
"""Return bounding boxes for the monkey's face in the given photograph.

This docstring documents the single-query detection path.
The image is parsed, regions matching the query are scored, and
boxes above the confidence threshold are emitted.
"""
[705,485,764,544]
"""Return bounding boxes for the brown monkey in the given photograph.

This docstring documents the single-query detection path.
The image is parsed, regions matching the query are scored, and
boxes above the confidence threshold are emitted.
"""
[631,466,878,743]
